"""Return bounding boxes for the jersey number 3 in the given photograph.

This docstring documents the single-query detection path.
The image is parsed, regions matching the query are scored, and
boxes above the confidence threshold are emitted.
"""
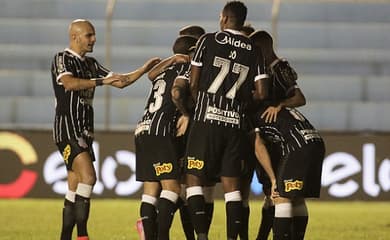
[207,56,249,99]
[149,79,166,113]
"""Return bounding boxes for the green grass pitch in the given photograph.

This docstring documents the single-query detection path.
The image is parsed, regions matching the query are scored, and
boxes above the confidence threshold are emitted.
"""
[0,199,389,239]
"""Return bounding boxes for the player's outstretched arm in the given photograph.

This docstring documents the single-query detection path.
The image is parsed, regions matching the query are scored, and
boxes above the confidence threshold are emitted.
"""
[60,74,124,90]
[148,54,190,81]
[261,88,306,123]
[172,76,193,137]
[278,88,306,109]
[172,78,191,116]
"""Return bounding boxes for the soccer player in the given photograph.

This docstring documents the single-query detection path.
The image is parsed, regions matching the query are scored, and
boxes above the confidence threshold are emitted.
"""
[135,35,198,240]
[237,22,256,240]
[240,22,255,37]
[184,2,268,239]
[250,30,306,124]
[249,30,307,240]
[51,19,160,240]
[176,25,218,240]
[252,108,325,240]
[179,25,206,39]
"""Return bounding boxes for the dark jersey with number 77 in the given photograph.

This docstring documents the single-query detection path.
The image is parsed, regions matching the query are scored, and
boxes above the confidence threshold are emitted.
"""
[191,29,268,129]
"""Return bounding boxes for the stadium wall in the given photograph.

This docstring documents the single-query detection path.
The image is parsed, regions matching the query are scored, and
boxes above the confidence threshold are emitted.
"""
[0,130,389,201]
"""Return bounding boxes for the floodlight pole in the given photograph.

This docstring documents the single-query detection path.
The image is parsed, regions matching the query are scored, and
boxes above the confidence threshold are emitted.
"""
[104,0,116,130]
[271,0,281,51]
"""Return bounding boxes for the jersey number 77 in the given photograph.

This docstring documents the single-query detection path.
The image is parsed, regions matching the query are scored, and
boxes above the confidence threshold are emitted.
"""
[207,56,249,99]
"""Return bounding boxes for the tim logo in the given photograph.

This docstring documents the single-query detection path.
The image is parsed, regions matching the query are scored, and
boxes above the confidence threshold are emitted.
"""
[284,180,303,192]
[154,163,173,176]
[187,157,204,170]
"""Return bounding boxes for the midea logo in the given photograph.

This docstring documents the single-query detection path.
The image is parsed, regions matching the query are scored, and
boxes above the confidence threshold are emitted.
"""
[215,31,252,51]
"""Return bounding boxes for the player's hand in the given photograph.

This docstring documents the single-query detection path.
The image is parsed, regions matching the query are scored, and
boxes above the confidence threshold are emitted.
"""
[176,115,190,136]
[143,57,162,72]
[261,105,282,123]
[271,180,279,200]
[173,54,190,64]
[103,74,126,85]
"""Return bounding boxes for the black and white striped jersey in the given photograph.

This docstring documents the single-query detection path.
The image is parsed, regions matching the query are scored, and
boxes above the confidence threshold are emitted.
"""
[191,29,267,129]
[255,108,323,157]
[51,48,111,143]
[135,62,190,137]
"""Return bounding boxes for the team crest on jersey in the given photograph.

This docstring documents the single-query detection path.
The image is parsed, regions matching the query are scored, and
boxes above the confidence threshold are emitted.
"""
[187,157,204,170]
[154,163,173,176]
[284,179,304,192]
[62,144,71,164]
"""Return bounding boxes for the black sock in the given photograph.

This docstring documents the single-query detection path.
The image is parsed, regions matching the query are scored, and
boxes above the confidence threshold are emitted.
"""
[226,201,243,239]
[60,199,75,240]
[157,198,177,240]
[256,206,275,240]
[187,195,208,235]
[292,216,308,240]
[176,197,184,209]
[179,204,195,240]
[205,202,214,234]
[273,217,292,240]
[74,194,90,237]
[140,202,157,240]
[239,205,250,240]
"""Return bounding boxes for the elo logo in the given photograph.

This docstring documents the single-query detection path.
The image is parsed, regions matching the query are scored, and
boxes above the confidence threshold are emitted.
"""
[43,142,143,196]
[0,132,38,198]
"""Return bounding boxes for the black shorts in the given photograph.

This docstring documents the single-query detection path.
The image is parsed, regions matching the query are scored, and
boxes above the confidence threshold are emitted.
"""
[56,137,95,171]
[135,134,181,182]
[185,122,242,182]
[277,141,325,198]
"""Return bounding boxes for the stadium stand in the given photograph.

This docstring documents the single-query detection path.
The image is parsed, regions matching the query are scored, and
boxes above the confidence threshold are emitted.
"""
[298,75,364,101]
[0,0,389,131]
[366,77,390,102]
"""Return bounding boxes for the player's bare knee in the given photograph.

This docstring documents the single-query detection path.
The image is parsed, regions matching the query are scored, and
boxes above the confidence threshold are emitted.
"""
[274,196,291,205]
[143,182,161,197]
[185,174,202,187]
[221,176,240,193]
[78,173,96,186]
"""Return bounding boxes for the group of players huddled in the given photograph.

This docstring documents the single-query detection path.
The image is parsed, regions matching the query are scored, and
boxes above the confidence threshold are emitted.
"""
[52,1,325,240]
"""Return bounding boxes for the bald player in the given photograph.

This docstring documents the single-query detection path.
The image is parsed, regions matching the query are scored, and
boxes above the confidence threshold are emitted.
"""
[51,19,160,240]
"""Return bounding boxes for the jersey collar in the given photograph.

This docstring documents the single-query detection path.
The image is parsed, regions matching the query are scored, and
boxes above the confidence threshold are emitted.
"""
[65,48,85,61]
[225,29,245,36]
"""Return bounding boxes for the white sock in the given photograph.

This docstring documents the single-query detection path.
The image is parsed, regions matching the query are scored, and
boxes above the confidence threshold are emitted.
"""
[275,202,293,218]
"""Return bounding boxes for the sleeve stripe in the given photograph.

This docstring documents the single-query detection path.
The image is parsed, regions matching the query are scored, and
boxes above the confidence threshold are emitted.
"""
[105,72,114,78]
[191,60,202,67]
[254,74,269,82]
[176,75,189,80]
[56,72,73,84]
[270,58,281,69]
